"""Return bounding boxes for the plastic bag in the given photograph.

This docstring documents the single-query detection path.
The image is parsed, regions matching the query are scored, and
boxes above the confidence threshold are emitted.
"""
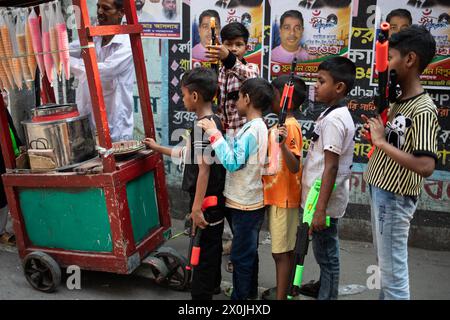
[24,9,37,81]
[48,4,61,78]
[55,2,70,81]
[16,9,33,90]
[40,3,54,83]
[28,7,45,78]
[2,13,23,89]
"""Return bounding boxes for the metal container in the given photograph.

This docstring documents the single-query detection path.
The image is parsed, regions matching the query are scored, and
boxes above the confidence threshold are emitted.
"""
[22,114,97,170]
[31,103,78,118]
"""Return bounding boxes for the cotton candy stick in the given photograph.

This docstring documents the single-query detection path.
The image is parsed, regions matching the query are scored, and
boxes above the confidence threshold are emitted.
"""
[49,6,61,78]
[28,8,45,78]
[16,12,33,90]
[25,13,37,81]
[40,5,54,83]
[55,3,70,81]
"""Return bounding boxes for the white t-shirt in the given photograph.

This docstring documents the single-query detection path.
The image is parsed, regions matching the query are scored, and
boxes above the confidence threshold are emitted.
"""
[301,105,355,218]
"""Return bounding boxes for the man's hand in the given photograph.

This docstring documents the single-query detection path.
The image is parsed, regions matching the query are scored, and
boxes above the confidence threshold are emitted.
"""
[142,138,159,150]
[190,209,209,236]
[309,209,327,236]
[205,44,230,61]
[367,115,386,148]
[197,118,219,136]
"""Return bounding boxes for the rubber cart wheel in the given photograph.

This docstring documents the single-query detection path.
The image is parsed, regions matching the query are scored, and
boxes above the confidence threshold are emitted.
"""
[154,246,191,291]
[23,251,61,293]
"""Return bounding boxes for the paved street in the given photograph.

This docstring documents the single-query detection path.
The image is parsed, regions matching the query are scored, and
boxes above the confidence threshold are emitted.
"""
[1,218,450,300]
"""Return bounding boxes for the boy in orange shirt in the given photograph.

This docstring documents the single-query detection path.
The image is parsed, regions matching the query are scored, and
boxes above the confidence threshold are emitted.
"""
[262,75,306,300]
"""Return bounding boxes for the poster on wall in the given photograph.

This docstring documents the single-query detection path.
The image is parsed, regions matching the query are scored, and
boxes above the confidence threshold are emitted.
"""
[370,0,450,90]
[190,0,264,73]
[269,0,353,83]
[135,0,183,39]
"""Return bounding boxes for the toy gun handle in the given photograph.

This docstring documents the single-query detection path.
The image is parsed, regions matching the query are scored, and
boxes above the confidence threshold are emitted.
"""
[367,22,390,159]
[186,196,218,270]
[277,58,297,143]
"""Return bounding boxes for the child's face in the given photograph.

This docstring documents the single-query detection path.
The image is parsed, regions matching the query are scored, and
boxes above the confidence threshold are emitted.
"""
[181,86,196,112]
[388,16,410,38]
[388,47,407,82]
[272,89,282,115]
[314,70,342,105]
[236,92,249,116]
[223,37,247,61]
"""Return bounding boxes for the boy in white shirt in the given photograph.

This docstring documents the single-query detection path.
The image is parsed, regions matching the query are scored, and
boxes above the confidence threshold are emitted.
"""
[299,57,356,300]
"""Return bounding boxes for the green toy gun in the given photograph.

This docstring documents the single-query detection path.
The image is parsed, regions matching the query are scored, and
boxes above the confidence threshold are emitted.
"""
[287,179,334,300]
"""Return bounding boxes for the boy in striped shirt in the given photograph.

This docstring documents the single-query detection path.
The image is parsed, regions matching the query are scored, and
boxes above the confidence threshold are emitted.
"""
[362,25,439,300]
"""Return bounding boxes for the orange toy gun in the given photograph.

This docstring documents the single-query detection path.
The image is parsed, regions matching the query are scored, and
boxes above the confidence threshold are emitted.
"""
[277,57,297,143]
[185,196,218,270]
[367,22,398,158]
[210,17,219,73]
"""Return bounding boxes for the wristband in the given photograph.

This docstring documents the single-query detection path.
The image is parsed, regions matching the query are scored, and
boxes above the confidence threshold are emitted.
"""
[208,131,222,144]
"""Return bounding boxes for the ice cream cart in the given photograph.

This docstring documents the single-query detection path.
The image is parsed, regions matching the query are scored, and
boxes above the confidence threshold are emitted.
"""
[0,0,190,293]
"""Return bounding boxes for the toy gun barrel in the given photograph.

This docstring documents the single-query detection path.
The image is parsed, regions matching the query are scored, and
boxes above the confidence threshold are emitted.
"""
[277,58,297,143]
[186,196,218,270]
[210,17,218,73]
[287,222,309,299]
[287,180,332,299]
[368,22,390,159]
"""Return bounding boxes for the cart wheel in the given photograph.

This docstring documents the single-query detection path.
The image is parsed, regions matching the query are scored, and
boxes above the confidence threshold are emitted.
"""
[23,251,61,293]
[154,246,191,291]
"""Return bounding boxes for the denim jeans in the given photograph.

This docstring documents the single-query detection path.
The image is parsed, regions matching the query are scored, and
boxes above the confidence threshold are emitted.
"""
[369,185,418,300]
[311,217,340,300]
[229,207,264,300]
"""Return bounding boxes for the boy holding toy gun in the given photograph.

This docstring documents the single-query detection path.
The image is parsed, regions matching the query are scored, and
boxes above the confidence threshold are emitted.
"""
[261,59,307,300]
[143,67,226,300]
[362,26,438,300]
[295,57,356,300]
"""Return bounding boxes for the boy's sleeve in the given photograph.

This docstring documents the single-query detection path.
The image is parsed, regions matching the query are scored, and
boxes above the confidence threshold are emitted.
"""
[211,129,258,172]
[321,117,346,155]
[286,122,303,158]
[411,107,439,161]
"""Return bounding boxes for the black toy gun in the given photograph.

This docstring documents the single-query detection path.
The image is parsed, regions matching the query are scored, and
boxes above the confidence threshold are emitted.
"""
[210,17,219,73]
[185,196,218,270]
[277,57,297,143]
[367,22,398,158]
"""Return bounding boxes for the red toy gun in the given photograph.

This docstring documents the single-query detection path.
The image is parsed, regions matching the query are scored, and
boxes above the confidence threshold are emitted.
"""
[367,22,396,158]
[185,196,218,270]
[277,57,297,143]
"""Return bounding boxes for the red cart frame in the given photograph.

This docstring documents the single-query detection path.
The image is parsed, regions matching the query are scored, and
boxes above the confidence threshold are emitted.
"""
[0,0,172,276]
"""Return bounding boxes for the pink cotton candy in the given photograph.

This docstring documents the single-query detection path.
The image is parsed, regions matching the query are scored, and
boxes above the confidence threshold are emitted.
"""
[42,31,54,83]
[56,23,70,80]
[28,11,45,77]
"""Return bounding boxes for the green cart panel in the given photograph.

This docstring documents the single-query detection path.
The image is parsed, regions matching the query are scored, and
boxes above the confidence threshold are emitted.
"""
[19,187,113,252]
[126,171,160,244]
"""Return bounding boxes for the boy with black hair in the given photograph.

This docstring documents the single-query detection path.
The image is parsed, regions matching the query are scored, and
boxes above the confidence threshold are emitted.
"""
[262,75,306,300]
[298,56,356,300]
[362,25,438,300]
[143,67,226,300]
[206,21,260,132]
[198,77,273,300]
[206,21,260,281]
[386,9,412,38]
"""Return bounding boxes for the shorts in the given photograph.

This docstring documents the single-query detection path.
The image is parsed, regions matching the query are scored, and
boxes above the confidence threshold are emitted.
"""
[267,205,300,254]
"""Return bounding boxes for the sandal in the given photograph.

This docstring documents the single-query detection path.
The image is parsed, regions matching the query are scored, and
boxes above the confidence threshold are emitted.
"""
[0,232,16,246]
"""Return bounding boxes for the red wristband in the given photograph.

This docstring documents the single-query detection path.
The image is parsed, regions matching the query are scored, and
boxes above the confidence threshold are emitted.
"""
[209,131,222,144]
